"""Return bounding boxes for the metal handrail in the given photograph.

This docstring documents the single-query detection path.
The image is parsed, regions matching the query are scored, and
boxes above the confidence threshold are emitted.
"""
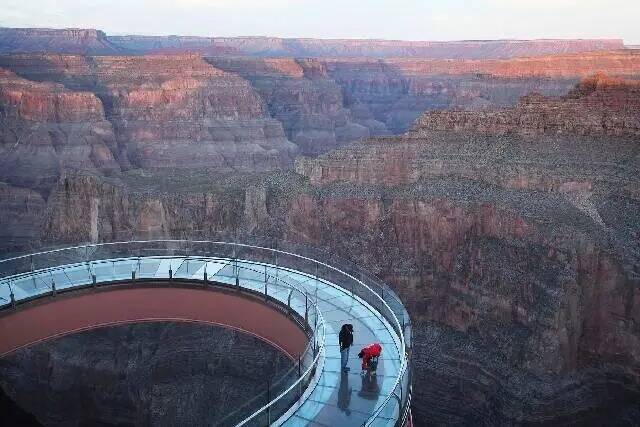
[0,239,410,426]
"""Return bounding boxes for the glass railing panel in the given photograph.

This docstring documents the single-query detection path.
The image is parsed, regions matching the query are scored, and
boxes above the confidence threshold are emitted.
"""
[0,280,12,306]
[137,258,162,279]
[11,273,51,300]
[60,264,92,288]
[174,258,204,279]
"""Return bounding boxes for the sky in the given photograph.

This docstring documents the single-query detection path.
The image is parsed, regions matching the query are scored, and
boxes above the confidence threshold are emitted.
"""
[1,0,639,44]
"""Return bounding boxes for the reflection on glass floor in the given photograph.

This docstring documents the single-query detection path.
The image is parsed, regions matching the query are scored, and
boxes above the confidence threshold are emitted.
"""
[1,256,403,427]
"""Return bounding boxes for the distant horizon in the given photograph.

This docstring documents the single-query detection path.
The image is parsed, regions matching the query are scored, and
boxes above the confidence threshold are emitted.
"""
[2,1,639,45]
[0,26,631,45]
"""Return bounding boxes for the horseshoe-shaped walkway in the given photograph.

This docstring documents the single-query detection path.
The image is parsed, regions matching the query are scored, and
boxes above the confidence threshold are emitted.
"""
[0,242,411,427]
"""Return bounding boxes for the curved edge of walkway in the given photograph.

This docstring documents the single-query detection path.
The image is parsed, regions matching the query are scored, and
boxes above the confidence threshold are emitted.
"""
[0,282,309,360]
[0,252,411,427]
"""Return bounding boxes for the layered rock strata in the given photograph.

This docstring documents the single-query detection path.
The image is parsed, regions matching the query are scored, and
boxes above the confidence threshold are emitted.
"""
[0,28,123,55]
[1,51,639,158]
[0,54,298,179]
[0,68,119,191]
[24,76,640,424]
[108,34,624,59]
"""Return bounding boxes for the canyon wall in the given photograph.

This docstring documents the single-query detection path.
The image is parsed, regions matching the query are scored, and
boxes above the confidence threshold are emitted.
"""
[0,68,119,192]
[0,28,123,55]
[2,50,639,159]
[413,74,640,138]
[109,35,625,59]
[0,54,298,185]
[22,76,640,424]
[209,51,640,153]
[0,28,623,58]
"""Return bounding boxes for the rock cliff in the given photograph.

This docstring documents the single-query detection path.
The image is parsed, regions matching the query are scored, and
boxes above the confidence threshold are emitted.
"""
[209,57,383,155]
[0,28,123,55]
[0,68,119,192]
[0,54,298,177]
[20,76,639,424]
[108,34,624,59]
[2,51,639,158]
[413,74,640,138]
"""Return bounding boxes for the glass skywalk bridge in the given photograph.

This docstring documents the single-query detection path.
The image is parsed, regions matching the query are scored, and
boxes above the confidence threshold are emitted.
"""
[0,240,412,427]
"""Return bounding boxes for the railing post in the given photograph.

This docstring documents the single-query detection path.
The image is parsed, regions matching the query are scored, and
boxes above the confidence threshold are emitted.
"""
[9,284,15,307]
[287,289,292,307]
[314,261,319,298]
[234,259,239,288]
[30,255,35,289]
[274,252,278,283]
[204,263,208,285]
[92,273,97,287]
[298,356,302,400]
[304,292,308,324]
[264,279,268,298]
[169,266,173,280]
[51,279,56,296]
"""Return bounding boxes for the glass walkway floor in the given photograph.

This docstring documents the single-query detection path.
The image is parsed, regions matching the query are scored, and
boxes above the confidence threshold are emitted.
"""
[0,243,411,427]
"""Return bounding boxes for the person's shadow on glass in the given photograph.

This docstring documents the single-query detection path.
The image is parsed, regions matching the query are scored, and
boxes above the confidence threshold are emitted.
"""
[338,371,352,415]
[358,371,380,400]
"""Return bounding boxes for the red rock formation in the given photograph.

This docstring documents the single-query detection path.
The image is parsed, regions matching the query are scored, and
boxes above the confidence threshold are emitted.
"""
[0,68,119,191]
[107,34,625,59]
[1,51,639,157]
[0,28,123,55]
[0,54,298,173]
[0,182,46,253]
[209,57,380,155]
[413,74,640,138]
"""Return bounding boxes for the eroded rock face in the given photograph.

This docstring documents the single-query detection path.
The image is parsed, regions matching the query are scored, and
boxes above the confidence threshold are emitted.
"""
[0,182,47,253]
[107,34,624,59]
[0,28,123,55]
[2,51,640,159]
[0,322,293,427]
[29,77,640,424]
[209,57,383,156]
[413,74,640,138]
[0,54,298,175]
[0,68,119,191]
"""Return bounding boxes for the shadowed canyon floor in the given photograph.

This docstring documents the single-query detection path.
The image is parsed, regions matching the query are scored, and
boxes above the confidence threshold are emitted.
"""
[0,322,293,427]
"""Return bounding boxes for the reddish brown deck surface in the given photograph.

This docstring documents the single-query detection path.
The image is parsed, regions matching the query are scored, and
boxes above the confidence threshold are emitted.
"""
[0,283,308,359]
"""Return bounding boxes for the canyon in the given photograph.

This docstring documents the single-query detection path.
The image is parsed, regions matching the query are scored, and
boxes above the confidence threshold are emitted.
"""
[1,26,639,426]
[0,27,625,58]
[2,74,638,425]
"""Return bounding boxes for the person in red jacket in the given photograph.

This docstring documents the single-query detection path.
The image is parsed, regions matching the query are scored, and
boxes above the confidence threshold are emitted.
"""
[358,343,382,375]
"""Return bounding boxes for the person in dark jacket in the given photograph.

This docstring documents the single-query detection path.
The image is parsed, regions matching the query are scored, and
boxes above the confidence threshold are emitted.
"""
[339,324,354,372]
